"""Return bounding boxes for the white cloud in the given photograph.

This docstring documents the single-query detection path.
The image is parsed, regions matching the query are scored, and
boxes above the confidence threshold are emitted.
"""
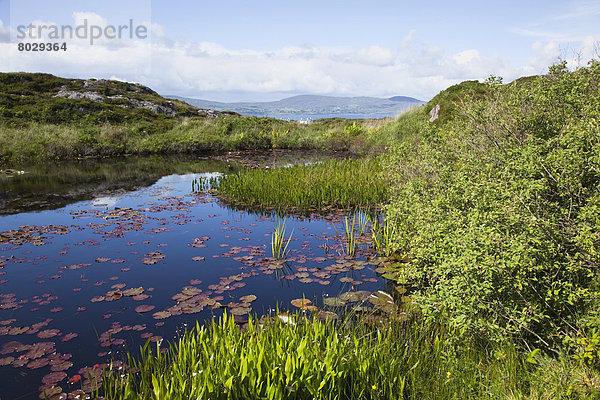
[1,17,598,101]
[529,40,561,71]
[453,49,480,65]
[0,19,10,43]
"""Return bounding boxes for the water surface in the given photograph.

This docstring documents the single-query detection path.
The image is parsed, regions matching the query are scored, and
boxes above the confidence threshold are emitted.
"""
[0,155,387,399]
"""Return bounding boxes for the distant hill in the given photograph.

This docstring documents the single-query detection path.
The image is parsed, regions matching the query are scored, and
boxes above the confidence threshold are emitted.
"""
[168,94,425,118]
[0,73,237,125]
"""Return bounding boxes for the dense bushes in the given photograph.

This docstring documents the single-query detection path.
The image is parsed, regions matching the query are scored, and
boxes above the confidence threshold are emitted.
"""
[385,60,600,350]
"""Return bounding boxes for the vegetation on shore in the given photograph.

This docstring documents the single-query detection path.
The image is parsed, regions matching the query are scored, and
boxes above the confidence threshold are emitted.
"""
[100,312,600,399]
[4,62,600,398]
[0,72,398,166]
[384,60,600,353]
[202,157,387,212]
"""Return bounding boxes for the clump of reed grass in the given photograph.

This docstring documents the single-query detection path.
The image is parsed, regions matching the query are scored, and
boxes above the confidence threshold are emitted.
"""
[212,158,387,211]
[369,215,399,257]
[333,215,358,257]
[99,310,595,400]
[271,218,293,260]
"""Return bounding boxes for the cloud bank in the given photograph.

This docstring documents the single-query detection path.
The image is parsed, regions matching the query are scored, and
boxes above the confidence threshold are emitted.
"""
[0,13,597,101]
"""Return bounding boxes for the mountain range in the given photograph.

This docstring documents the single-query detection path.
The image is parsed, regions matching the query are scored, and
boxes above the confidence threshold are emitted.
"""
[168,94,425,118]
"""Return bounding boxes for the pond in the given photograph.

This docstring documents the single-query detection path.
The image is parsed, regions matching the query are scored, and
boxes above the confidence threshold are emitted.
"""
[0,154,391,399]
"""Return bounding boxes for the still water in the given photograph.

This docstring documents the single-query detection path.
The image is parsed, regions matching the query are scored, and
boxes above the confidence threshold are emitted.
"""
[0,154,387,399]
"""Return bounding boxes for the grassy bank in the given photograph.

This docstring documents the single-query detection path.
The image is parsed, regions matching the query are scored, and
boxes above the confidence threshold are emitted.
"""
[205,157,387,211]
[0,72,399,166]
[0,116,396,166]
[99,312,600,399]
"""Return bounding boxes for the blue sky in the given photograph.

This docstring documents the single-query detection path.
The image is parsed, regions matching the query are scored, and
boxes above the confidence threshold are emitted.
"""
[0,0,598,101]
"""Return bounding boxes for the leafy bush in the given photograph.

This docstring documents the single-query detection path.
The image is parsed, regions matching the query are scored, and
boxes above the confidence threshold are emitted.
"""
[384,60,600,349]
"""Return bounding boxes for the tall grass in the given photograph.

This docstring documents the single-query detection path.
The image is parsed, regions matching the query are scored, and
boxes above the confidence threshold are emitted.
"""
[271,218,293,260]
[99,312,600,399]
[369,215,399,257]
[0,116,393,166]
[333,216,358,256]
[213,158,387,211]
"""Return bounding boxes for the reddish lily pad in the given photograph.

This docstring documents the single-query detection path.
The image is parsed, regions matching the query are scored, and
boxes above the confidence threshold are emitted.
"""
[104,290,123,301]
[37,329,60,338]
[152,311,171,320]
[122,287,144,296]
[239,295,257,303]
[0,356,15,366]
[135,305,155,313]
[61,333,78,342]
[42,371,67,385]
[27,357,49,369]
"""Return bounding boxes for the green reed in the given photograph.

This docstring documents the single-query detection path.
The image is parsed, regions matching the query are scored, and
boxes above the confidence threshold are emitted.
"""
[212,158,387,211]
[271,218,293,260]
[369,215,399,257]
[333,215,357,257]
[100,309,589,400]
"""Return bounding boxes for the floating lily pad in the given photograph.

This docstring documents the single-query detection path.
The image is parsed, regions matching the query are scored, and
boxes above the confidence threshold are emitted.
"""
[61,333,78,342]
[239,295,257,303]
[50,361,73,372]
[104,290,123,301]
[368,291,398,314]
[27,357,49,369]
[122,287,144,297]
[135,305,155,313]
[338,291,370,302]
[181,287,202,296]
[290,299,312,309]
[111,283,127,290]
[323,297,347,307]
[229,306,251,316]
[42,371,67,385]
[152,311,171,320]
[37,329,60,338]
[0,356,15,366]
[38,386,63,399]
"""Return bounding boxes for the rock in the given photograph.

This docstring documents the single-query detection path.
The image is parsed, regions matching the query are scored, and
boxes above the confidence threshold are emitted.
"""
[429,104,440,122]
[54,90,103,102]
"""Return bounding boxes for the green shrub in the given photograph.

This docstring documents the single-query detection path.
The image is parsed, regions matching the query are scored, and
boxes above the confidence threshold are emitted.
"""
[384,60,600,349]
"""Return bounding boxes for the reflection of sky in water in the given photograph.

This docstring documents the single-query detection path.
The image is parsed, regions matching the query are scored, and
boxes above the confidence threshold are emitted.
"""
[0,172,386,400]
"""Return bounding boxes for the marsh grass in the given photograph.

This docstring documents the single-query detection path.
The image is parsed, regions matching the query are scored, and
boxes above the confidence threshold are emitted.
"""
[369,215,399,257]
[333,216,358,257]
[271,218,293,260]
[213,158,387,211]
[99,311,600,399]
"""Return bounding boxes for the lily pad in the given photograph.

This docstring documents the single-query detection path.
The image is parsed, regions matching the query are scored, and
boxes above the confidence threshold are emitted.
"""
[338,291,370,302]
[323,297,347,307]
[122,287,144,297]
[135,305,155,313]
[27,357,49,369]
[37,329,60,338]
[104,290,123,301]
[152,311,171,320]
[239,295,257,303]
[368,291,398,314]
[290,299,312,309]
[42,371,67,385]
